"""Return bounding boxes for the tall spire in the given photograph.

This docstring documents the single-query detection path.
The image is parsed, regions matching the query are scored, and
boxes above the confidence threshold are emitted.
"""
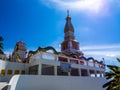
[61,11,83,56]
[67,9,69,16]
[65,10,71,22]
[64,10,75,41]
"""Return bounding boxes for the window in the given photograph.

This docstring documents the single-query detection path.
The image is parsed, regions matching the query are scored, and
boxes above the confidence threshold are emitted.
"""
[96,71,101,77]
[100,65,105,69]
[89,70,95,77]
[7,70,12,75]
[79,61,84,65]
[101,72,104,77]
[57,66,68,76]
[21,70,25,74]
[29,65,38,75]
[81,69,88,76]
[70,59,78,64]
[95,63,100,68]
[58,57,68,62]
[42,53,55,60]
[71,68,79,76]
[0,69,5,76]
[42,64,54,75]
[88,60,94,67]
[14,70,19,75]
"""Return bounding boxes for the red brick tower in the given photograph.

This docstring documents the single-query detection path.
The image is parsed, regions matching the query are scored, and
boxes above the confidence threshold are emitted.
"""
[61,10,83,57]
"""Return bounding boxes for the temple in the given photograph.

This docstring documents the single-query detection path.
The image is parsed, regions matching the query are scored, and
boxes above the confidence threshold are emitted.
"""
[61,10,83,57]
[12,41,27,62]
[0,11,106,90]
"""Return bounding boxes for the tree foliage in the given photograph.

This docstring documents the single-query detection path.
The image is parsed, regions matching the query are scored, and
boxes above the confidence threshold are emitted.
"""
[103,58,120,90]
[0,36,4,49]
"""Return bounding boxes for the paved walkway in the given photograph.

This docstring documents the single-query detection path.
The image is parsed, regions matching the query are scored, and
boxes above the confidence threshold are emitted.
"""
[0,82,8,89]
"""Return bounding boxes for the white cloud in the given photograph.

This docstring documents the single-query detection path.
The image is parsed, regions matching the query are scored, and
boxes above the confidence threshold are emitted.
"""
[41,0,110,16]
[50,37,62,52]
[84,51,120,57]
[4,49,13,57]
[81,44,120,65]
[81,44,120,50]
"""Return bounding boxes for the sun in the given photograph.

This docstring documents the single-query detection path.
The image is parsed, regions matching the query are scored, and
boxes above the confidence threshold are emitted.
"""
[42,0,109,16]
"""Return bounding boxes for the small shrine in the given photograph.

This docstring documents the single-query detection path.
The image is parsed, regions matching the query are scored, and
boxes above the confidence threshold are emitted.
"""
[12,41,27,62]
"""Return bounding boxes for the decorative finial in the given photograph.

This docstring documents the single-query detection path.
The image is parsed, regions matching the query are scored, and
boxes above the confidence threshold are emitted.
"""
[67,9,69,16]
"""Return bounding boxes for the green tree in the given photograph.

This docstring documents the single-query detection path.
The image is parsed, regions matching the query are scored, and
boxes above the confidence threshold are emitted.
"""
[0,36,4,49]
[103,58,120,90]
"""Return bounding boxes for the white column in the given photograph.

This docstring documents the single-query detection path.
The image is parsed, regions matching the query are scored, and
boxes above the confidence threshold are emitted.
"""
[55,55,58,61]
[94,70,97,77]
[68,58,70,63]
[68,58,71,76]
[38,52,42,75]
[54,66,57,75]
[87,69,90,77]
[79,68,81,76]
[68,71,71,76]
[38,63,41,75]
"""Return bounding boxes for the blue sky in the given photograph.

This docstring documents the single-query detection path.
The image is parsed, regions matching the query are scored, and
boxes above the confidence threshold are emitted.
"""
[0,0,120,65]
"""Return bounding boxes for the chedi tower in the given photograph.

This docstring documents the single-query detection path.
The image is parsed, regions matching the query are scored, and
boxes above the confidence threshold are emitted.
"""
[61,11,83,57]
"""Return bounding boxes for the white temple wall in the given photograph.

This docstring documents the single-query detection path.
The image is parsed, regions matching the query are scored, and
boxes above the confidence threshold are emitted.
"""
[0,59,28,82]
[9,75,107,90]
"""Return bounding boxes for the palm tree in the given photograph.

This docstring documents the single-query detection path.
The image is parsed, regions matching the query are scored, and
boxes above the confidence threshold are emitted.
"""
[103,58,120,90]
[0,36,4,49]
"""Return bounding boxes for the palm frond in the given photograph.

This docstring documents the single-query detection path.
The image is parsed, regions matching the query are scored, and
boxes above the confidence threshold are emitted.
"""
[0,36,3,49]
[103,80,115,88]
[0,36,3,41]
[0,43,3,49]
[103,58,120,90]
[107,65,119,72]
[117,58,120,63]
